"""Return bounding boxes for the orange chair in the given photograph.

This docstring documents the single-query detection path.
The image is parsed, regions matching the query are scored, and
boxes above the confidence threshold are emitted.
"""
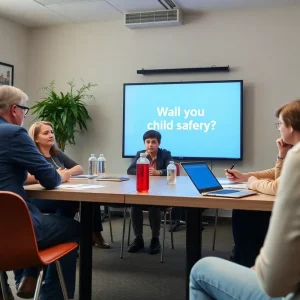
[0,192,78,300]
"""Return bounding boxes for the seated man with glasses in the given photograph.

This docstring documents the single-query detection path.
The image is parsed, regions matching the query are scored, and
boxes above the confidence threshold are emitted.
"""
[0,85,79,300]
[14,104,30,116]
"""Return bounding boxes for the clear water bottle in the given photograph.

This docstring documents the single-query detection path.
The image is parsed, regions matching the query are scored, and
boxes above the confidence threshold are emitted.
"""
[167,161,177,185]
[136,153,150,193]
[97,154,106,175]
[88,154,97,175]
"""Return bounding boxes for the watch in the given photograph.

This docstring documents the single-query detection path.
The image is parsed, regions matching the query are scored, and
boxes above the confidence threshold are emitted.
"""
[159,170,162,175]
[277,155,284,160]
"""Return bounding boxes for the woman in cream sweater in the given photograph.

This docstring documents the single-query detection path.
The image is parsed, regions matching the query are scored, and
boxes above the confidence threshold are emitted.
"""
[225,137,292,267]
[190,99,300,300]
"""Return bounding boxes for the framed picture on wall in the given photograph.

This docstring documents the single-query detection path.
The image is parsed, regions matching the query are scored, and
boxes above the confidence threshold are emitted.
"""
[0,62,14,86]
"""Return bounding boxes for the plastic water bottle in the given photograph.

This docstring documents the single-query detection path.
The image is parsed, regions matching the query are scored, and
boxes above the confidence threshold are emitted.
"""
[88,154,97,175]
[167,161,177,185]
[136,153,150,193]
[97,154,106,175]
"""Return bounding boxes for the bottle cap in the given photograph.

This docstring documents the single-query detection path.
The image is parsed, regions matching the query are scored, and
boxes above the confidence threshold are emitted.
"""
[140,153,147,157]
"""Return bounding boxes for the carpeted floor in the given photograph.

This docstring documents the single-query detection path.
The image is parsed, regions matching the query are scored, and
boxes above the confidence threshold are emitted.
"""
[8,215,233,300]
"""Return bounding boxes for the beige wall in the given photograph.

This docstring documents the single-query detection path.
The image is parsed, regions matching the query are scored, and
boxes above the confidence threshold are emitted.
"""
[26,6,300,176]
[0,17,29,93]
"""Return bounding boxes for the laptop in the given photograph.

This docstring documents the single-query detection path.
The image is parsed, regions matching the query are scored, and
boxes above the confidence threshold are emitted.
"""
[181,162,257,198]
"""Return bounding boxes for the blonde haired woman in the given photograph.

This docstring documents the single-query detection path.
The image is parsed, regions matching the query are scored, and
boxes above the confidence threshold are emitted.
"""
[28,121,110,248]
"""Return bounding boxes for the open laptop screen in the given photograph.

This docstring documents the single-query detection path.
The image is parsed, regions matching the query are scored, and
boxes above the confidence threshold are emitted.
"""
[181,162,223,193]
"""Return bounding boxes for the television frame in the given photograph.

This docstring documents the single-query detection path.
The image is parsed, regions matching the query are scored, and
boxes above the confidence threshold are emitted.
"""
[122,80,243,161]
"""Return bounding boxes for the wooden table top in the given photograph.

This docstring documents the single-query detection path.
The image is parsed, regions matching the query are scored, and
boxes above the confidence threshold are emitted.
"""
[25,177,137,203]
[25,176,275,211]
[125,176,275,211]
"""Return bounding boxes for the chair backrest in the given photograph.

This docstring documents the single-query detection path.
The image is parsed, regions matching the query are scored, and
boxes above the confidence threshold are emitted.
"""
[0,192,41,271]
[175,163,180,176]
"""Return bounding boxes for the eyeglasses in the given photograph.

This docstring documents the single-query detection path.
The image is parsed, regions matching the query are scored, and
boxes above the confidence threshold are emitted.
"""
[14,104,30,115]
[275,122,283,129]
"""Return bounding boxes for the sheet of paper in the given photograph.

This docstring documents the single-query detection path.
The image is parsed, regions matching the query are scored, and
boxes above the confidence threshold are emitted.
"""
[56,184,104,190]
[70,175,98,179]
[222,183,248,189]
[218,178,232,185]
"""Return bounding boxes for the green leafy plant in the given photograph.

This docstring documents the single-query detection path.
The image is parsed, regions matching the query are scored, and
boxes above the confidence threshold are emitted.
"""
[31,80,97,151]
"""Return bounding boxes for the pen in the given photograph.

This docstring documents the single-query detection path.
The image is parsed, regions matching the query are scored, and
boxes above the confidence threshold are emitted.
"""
[227,164,235,175]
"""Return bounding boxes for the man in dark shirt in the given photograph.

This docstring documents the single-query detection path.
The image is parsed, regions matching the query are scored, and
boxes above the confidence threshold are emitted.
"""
[0,85,79,300]
[127,130,173,254]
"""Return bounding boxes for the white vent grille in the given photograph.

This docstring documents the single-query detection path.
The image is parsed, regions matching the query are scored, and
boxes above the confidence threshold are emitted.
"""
[125,9,183,29]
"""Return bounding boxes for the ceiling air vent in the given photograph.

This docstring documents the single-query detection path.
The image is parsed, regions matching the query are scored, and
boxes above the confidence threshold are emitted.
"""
[125,9,183,29]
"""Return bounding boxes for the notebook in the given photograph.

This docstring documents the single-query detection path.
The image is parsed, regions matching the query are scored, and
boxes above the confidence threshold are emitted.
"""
[181,162,257,198]
[96,175,130,182]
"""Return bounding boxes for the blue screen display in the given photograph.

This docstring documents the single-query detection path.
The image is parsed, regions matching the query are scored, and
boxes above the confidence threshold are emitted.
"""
[123,81,243,159]
[182,163,221,191]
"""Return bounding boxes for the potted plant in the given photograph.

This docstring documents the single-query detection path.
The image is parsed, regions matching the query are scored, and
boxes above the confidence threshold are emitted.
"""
[31,80,97,151]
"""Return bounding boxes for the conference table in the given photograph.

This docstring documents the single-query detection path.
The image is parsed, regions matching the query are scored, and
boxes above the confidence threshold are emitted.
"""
[25,176,275,300]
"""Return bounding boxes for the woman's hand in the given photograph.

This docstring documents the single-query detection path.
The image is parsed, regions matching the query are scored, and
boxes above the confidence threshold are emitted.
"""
[224,169,248,182]
[276,137,292,159]
[247,176,259,189]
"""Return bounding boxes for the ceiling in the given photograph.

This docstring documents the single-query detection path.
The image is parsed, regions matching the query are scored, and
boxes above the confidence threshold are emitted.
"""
[0,0,299,28]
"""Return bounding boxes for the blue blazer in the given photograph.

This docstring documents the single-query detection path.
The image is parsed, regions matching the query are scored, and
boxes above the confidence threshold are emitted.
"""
[0,117,61,241]
[127,148,173,176]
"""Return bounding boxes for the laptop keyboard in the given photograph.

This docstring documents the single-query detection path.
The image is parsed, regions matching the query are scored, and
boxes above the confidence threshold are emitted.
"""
[212,190,240,194]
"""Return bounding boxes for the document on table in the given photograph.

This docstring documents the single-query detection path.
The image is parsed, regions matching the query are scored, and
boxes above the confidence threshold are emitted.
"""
[56,184,104,190]
[218,177,233,185]
[70,175,98,179]
[217,177,248,189]
[222,183,248,189]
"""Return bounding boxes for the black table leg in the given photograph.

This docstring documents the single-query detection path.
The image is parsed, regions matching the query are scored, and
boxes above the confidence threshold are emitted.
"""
[79,202,93,300]
[186,208,202,300]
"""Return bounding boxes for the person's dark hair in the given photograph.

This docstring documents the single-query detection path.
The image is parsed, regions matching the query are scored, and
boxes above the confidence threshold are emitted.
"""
[275,99,300,131]
[143,130,161,143]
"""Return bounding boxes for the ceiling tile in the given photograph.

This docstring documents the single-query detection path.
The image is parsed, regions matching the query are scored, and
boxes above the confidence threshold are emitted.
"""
[106,0,166,13]
[35,0,105,5]
[0,0,69,27]
[175,0,298,12]
[0,0,299,28]
[49,1,122,22]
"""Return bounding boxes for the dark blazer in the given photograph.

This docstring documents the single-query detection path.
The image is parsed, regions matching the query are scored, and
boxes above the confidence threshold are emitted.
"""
[127,148,173,176]
[0,117,61,241]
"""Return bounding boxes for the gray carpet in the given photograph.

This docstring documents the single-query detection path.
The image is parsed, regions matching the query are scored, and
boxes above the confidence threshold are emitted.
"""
[8,216,233,300]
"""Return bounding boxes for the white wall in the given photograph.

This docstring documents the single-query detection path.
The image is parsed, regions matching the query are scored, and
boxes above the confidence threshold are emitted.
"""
[26,6,300,176]
[0,16,29,93]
